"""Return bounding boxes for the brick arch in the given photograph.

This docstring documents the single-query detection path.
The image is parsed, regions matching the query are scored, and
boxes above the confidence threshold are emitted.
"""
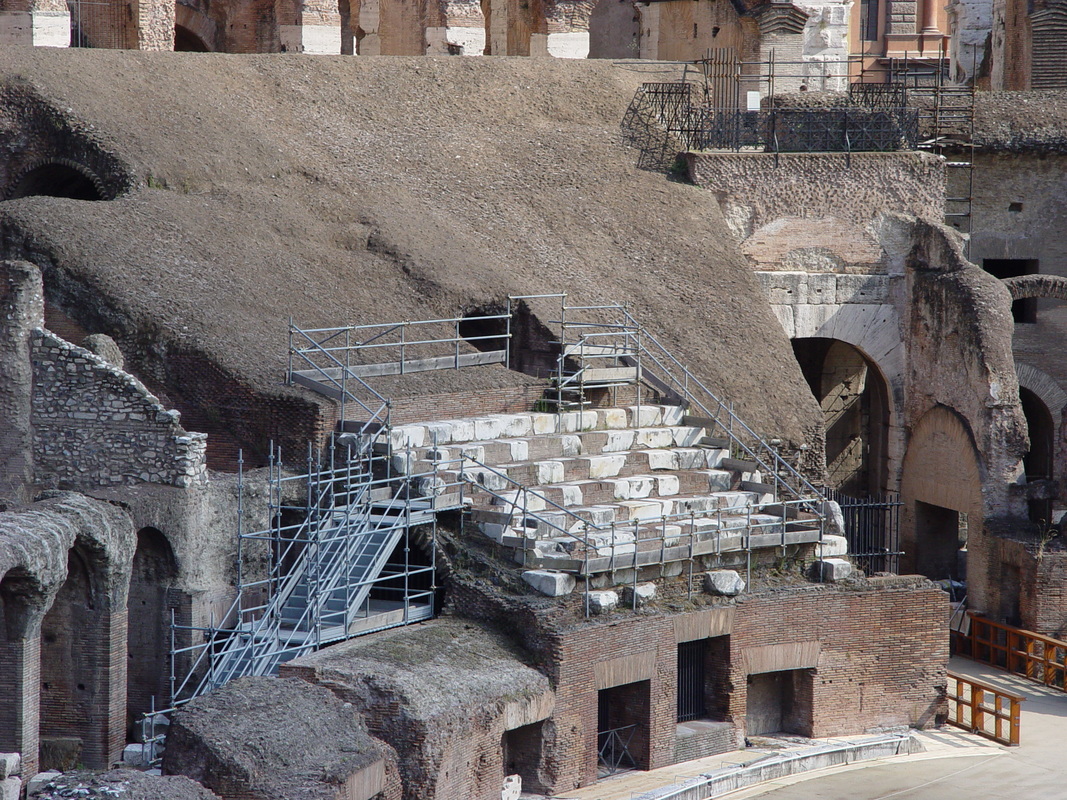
[174,3,218,50]
[1002,274,1067,302]
[900,404,984,578]
[6,157,110,201]
[1016,362,1067,423]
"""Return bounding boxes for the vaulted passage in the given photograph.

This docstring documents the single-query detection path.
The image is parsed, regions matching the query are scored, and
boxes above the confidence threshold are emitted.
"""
[1020,387,1055,524]
[7,162,105,201]
[791,338,890,496]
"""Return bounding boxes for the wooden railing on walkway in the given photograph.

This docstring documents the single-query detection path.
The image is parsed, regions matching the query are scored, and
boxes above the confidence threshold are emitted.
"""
[952,611,1067,691]
[946,671,1024,746]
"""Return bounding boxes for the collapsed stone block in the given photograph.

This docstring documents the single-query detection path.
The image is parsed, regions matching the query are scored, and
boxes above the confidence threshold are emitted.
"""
[0,777,19,800]
[25,772,60,797]
[0,755,18,779]
[522,570,576,597]
[587,590,618,614]
[816,558,853,582]
[501,774,521,800]
[815,534,849,558]
[820,500,846,536]
[703,570,745,596]
[622,582,656,607]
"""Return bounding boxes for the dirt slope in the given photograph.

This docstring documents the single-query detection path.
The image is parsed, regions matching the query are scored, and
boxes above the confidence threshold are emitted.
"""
[0,50,821,443]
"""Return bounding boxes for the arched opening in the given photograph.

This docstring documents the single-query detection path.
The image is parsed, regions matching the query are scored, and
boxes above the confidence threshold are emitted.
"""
[174,23,211,50]
[459,300,563,379]
[900,406,983,583]
[791,338,890,496]
[126,528,179,735]
[1020,387,1055,524]
[8,162,104,201]
[40,545,106,769]
[0,569,44,767]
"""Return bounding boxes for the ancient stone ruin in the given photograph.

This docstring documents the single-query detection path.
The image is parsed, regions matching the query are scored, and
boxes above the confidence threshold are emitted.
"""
[0,38,1065,800]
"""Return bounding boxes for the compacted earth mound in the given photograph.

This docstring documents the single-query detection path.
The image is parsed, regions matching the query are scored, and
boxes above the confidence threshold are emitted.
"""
[0,50,822,458]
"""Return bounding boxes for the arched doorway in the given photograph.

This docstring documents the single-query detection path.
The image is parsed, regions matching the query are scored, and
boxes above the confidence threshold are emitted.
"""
[174,23,211,50]
[1020,387,1055,524]
[900,406,983,583]
[126,528,179,734]
[791,338,891,496]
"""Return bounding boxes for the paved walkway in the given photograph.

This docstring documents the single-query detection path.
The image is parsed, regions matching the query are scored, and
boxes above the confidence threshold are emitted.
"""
[546,656,1067,800]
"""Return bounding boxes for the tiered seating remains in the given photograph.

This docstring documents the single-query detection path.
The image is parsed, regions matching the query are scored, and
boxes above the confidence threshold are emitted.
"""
[386,404,823,575]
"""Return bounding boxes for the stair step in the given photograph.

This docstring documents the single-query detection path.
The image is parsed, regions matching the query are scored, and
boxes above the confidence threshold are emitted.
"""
[721,457,759,473]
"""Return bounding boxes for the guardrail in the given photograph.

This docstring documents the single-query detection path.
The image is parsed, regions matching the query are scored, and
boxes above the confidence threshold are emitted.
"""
[946,671,1023,746]
[952,611,1067,691]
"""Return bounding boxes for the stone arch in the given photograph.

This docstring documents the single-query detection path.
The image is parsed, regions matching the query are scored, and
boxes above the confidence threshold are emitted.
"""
[785,303,905,492]
[126,527,179,733]
[900,405,984,580]
[6,158,109,201]
[791,337,892,496]
[174,3,218,50]
[1002,273,1067,302]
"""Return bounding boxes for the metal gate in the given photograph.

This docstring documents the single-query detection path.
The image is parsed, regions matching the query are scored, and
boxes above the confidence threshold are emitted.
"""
[677,640,707,722]
[823,488,903,575]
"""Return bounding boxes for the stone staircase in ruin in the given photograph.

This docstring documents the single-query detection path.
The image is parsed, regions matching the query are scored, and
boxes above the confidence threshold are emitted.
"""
[385,403,825,575]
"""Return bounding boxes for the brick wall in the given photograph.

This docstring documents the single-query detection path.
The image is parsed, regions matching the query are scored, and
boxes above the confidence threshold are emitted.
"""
[449,576,948,795]
[31,330,208,490]
[0,635,40,777]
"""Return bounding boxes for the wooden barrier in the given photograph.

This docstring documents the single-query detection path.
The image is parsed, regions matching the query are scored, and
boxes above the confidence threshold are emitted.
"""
[952,611,1067,691]
[946,671,1024,746]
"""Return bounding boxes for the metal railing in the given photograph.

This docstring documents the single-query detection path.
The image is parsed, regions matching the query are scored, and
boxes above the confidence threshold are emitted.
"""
[166,440,463,708]
[821,487,902,575]
[946,671,1024,746]
[598,724,638,775]
[688,107,920,153]
[288,312,511,422]
[952,612,1067,691]
[460,455,815,615]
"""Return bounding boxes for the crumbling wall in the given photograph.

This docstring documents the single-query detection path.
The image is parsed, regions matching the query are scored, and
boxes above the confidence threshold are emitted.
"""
[0,260,41,504]
[166,677,401,800]
[281,619,555,800]
[31,329,208,490]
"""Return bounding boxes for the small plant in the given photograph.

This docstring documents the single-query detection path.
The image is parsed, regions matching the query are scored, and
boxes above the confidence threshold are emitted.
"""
[145,173,167,190]
[1037,518,1059,562]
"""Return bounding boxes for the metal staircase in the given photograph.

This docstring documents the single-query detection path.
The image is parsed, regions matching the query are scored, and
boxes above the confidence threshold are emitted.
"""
[166,339,461,708]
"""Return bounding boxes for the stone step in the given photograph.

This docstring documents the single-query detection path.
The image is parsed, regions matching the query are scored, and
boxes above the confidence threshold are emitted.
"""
[383,405,686,450]
[401,436,730,485]
[475,486,762,525]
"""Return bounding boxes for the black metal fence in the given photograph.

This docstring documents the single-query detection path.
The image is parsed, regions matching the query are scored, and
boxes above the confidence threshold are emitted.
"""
[677,640,707,722]
[823,488,903,575]
[687,107,920,153]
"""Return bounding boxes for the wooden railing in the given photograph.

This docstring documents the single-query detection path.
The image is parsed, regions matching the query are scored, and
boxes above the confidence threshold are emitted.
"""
[952,611,1067,691]
[946,671,1024,746]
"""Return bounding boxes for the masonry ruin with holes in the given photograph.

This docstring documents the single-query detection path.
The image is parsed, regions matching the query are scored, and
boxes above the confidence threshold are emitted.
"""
[2,46,1067,800]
